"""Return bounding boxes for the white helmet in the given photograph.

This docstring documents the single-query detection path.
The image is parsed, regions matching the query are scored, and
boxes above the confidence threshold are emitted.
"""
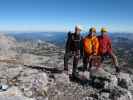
[75,25,82,30]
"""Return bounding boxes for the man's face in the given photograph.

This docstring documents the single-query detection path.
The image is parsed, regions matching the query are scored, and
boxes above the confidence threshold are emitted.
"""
[102,32,107,36]
[90,31,96,36]
[75,28,81,35]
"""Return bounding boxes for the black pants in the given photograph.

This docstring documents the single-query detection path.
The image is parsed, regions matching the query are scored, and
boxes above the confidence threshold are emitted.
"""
[83,55,92,71]
[64,51,80,74]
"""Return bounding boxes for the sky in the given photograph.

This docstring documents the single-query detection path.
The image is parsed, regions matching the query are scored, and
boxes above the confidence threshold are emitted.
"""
[0,0,133,32]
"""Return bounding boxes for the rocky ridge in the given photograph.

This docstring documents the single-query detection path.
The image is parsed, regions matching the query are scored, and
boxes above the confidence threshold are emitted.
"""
[0,34,133,100]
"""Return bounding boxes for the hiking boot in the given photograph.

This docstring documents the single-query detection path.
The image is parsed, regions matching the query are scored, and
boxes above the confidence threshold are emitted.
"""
[64,66,68,71]
[116,66,120,73]
[82,67,87,72]
[88,67,92,71]
[72,72,79,79]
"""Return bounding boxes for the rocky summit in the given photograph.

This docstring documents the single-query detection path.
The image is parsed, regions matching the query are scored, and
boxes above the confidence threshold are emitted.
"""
[0,34,133,100]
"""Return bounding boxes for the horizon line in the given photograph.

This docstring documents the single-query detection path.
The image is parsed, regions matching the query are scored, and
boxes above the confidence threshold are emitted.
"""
[0,29,133,34]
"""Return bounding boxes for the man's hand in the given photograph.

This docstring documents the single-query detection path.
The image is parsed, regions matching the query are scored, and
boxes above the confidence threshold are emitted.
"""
[89,54,97,61]
[89,55,93,62]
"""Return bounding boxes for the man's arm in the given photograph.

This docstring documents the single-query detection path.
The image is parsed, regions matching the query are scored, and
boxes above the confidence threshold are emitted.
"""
[65,32,72,52]
[107,37,113,53]
[80,36,84,58]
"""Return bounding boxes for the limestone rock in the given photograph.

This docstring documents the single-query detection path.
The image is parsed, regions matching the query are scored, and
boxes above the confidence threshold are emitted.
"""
[99,92,110,100]
[0,86,34,100]
[90,68,112,81]
[117,73,133,89]
[90,68,118,90]
[110,87,132,100]
[54,73,70,83]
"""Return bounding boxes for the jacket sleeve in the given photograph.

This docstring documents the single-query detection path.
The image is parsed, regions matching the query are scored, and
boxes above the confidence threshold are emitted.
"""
[107,37,112,53]
[65,32,71,52]
[93,38,99,55]
[80,36,83,57]
[83,38,90,54]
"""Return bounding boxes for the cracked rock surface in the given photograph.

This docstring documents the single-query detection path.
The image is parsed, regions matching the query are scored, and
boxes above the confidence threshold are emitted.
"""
[0,34,133,100]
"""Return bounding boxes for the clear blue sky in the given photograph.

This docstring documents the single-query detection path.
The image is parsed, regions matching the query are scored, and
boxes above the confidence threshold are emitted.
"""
[0,0,133,32]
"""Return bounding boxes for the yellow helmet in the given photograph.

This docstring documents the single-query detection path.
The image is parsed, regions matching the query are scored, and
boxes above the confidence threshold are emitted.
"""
[101,27,108,33]
[89,27,96,33]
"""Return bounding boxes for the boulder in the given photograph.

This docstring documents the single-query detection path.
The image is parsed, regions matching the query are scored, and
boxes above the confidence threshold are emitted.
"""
[32,73,49,96]
[78,71,90,80]
[90,68,118,89]
[90,68,112,81]
[18,71,49,98]
[6,66,23,79]
[54,73,70,83]
[82,96,97,100]
[104,75,118,90]
[110,87,132,100]
[99,92,110,100]
[117,73,133,89]
[0,86,34,100]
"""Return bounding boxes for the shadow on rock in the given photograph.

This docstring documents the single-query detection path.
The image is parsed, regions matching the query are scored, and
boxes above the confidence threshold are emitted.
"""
[69,72,91,86]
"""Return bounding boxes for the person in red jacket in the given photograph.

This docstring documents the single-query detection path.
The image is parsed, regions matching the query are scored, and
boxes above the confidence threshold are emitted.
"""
[98,27,120,73]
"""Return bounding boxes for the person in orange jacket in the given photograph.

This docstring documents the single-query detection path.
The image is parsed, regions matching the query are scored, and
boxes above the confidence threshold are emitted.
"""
[83,27,99,71]
[98,27,120,73]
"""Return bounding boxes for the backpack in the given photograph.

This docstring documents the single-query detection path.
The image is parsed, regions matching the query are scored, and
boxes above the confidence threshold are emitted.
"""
[65,32,83,54]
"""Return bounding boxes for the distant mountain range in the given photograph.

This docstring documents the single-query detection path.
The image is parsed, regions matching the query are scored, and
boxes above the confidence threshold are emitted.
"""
[7,32,67,46]
[7,32,133,47]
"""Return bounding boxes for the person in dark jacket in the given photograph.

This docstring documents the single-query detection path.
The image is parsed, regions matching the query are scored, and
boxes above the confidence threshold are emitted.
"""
[98,27,120,73]
[64,25,83,77]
